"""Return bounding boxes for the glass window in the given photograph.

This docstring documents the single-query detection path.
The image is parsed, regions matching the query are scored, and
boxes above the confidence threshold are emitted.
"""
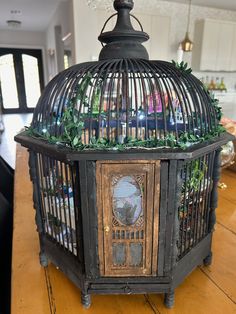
[22,54,41,108]
[0,54,19,109]
[113,176,143,226]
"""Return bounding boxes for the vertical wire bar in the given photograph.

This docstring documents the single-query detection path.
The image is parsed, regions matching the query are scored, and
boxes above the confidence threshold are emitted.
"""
[132,59,149,140]
[128,60,140,139]
[115,60,123,142]
[40,154,55,239]
[202,152,213,236]
[98,60,119,141]
[151,63,168,139]
[141,63,159,139]
[200,154,208,240]
[54,160,67,249]
[192,156,204,245]
[198,154,208,239]
[64,162,76,256]
[36,154,48,234]
[188,161,197,249]
[139,60,157,139]
[202,154,210,236]
[147,62,168,139]
[54,70,77,136]
[179,165,187,257]
[58,161,71,250]
[205,151,216,235]
[158,61,198,135]
[128,62,133,138]
[107,63,119,141]
[183,160,192,253]
[49,157,66,248]
[195,155,206,242]
[123,59,130,139]
[70,163,79,256]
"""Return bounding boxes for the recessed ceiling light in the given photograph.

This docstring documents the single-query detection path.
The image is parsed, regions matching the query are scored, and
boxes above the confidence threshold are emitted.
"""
[6,20,22,28]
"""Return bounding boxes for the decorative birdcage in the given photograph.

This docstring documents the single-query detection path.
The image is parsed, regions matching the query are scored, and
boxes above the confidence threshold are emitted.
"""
[15,0,233,309]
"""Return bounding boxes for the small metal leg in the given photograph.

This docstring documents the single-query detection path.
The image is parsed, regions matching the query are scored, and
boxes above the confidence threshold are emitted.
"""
[164,291,175,308]
[81,292,91,309]
[39,251,49,267]
[203,251,213,266]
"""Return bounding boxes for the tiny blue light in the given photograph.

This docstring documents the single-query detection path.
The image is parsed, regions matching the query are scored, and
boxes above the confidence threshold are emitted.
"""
[42,128,47,133]
[139,114,145,120]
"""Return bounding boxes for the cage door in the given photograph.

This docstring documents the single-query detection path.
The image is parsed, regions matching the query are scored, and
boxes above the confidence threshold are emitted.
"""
[97,161,160,277]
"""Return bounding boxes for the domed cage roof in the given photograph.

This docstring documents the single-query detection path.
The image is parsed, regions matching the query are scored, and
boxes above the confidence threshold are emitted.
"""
[27,0,225,151]
[31,60,222,150]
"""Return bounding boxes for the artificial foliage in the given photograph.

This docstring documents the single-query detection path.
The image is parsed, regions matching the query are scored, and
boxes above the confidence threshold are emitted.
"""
[26,66,226,152]
[171,60,192,74]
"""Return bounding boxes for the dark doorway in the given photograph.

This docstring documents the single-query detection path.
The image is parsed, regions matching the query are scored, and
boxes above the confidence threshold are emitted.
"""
[0,48,44,113]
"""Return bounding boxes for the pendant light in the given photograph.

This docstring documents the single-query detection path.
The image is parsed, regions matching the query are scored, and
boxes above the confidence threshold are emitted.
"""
[181,0,193,52]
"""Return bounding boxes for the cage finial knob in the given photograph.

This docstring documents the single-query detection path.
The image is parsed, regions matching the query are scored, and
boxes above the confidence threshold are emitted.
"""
[113,0,134,11]
[98,0,149,60]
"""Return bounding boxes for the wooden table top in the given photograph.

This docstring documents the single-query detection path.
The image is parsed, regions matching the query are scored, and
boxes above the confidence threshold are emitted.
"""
[12,145,236,314]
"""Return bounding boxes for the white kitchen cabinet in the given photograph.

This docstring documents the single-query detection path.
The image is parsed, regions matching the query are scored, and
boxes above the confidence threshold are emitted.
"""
[134,14,170,61]
[216,22,234,71]
[230,25,236,71]
[192,19,235,71]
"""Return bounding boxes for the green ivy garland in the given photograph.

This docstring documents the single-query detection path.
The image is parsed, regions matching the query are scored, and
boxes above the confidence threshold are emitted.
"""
[171,60,192,74]
[26,68,226,152]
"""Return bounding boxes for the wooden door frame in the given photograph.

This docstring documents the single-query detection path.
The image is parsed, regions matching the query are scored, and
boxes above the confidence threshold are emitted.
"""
[96,160,160,277]
[0,47,44,114]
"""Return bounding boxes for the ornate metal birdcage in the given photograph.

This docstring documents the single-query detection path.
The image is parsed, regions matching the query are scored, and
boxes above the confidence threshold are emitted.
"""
[15,0,233,309]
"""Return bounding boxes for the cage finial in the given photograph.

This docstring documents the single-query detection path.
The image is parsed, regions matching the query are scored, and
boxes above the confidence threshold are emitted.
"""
[98,0,149,60]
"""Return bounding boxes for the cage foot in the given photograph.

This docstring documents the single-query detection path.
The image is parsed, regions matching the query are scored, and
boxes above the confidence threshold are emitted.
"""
[81,293,91,309]
[203,252,212,266]
[164,291,175,308]
[39,252,49,267]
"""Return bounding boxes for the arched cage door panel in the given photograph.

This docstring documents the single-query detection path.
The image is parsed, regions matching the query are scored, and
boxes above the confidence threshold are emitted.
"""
[96,161,160,277]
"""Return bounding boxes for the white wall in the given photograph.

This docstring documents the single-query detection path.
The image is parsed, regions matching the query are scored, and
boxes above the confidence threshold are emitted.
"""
[0,29,47,84]
[72,0,170,63]
[72,0,236,90]
[72,0,111,63]
[45,0,75,81]
[0,29,45,47]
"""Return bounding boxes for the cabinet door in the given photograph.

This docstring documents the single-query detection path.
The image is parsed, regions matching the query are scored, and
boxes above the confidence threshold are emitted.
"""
[97,161,160,277]
[200,20,219,71]
[133,13,170,61]
[150,15,170,61]
[216,22,234,71]
[230,25,236,71]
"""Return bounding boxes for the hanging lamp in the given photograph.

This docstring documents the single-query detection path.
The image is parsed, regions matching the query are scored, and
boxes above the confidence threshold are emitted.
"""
[181,0,193,52]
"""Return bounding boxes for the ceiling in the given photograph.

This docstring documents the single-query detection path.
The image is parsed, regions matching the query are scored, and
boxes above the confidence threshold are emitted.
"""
[0,0,66,31]
[0,0,236,32]
[165,0,236,11]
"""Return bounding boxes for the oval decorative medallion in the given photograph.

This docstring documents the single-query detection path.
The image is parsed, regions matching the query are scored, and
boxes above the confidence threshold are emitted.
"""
[113,176,143,226]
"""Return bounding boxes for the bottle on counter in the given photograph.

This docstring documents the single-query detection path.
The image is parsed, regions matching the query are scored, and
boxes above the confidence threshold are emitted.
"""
[219,77,226,91]
[208,77,216,90]
[215,77,220,90]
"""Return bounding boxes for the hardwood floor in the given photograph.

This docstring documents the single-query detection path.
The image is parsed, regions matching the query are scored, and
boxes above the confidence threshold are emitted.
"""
[12,146,236,314]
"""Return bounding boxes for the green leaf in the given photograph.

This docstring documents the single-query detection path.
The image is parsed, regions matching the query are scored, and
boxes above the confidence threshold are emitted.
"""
[72,136,80,147]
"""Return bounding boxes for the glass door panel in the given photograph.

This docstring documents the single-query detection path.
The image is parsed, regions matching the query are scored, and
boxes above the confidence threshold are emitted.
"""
[0,54,19,109]
[22,54,41,108]
[0,48,44,113]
